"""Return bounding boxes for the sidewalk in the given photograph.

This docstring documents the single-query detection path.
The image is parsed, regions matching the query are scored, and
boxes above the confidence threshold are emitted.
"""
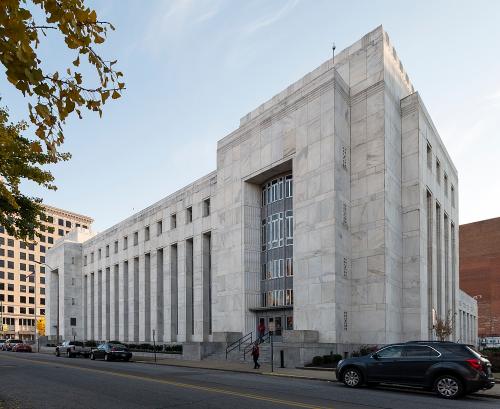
[132,355,500,399]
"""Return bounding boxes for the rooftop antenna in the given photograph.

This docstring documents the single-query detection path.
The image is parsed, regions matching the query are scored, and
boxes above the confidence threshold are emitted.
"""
[332,42,336,65]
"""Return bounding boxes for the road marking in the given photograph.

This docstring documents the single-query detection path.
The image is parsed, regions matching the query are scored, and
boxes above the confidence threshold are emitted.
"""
[0,354,333,409]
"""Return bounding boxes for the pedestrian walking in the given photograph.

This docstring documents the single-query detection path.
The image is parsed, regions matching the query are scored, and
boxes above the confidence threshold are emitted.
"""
[258,321,266,342]
[251,343,260,369]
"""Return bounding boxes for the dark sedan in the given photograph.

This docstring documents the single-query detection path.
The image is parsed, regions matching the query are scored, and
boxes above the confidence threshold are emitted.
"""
[336,341,495,399]
[12,343,32,353]
[90,343,132,362]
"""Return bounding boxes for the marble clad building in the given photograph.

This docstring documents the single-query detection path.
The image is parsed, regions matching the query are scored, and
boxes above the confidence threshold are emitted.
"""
[46,26,477,359]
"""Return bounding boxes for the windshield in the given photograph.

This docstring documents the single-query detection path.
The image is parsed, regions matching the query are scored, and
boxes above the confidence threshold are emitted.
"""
[112,344,127,349]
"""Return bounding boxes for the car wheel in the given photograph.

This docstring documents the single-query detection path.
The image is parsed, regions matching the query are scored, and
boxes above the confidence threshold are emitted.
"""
[90,353,95,360]
[66,350,72,358]
[56,350,60,357]
[104,353,110,362]
[124,357,130,362]
[434,375,464,399]
[342,367,363,388]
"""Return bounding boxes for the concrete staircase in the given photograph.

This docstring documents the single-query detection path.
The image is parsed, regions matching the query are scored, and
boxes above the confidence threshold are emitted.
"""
[203,333,272,364]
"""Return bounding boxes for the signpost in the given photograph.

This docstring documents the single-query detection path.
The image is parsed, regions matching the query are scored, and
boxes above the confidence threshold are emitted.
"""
[152,329,157,364]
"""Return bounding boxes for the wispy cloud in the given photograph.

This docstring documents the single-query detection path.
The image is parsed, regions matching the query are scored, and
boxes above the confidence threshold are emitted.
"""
[243,0,299,35]
[142,0,223,55]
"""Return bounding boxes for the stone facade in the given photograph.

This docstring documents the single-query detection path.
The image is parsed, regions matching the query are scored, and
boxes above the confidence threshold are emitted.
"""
[46,26,472,354]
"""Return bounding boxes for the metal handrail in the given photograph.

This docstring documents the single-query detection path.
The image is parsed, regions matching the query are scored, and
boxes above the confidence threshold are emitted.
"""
[243,332,270,360]
[225,332,253,359]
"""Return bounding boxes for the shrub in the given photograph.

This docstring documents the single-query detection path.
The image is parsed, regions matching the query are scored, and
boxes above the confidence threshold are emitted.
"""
[323,355,333,364]
[312,356,324,366]
[332,354,343,363]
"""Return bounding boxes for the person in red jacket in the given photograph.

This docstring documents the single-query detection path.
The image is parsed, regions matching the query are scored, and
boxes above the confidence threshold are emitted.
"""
[251,342,260,369]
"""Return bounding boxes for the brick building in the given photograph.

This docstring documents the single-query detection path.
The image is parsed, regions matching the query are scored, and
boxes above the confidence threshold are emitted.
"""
[460,217,500,337]
[0,205,92,341]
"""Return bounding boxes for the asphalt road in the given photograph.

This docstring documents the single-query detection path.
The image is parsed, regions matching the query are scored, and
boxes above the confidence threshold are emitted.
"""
[0,352,498,409]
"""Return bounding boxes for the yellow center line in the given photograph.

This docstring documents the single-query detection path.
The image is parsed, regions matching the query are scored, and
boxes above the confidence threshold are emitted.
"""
[0,354,333,409]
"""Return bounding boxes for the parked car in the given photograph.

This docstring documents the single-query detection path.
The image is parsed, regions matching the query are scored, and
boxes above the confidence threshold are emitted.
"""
[0,339,6,350]
[336,341,495,399]
[4,339,23,351]
[12,343,32,353]
[90,343,132,362]
[55,341,91,358]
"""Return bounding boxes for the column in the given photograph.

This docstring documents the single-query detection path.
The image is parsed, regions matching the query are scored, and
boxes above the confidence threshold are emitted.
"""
[185,238,194,341]
[97,270,102,341]
[121,261,129,342]
[105,267,110,341]
[83,275,88,340]
[153,249,164,342]
[139,253,151,342]
[90,272,95,340]
[112,264,119,340]
[169,244,178,341]
[133,257,139,342]
[202,232,212,339]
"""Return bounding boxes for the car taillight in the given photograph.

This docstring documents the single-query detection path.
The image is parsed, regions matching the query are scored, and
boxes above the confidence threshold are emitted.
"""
[466,358,482,371]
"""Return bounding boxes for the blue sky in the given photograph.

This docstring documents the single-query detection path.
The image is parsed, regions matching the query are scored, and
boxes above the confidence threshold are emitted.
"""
[2,0,500,231]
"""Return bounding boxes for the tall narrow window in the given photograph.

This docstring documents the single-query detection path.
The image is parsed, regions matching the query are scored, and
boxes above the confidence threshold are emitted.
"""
[285,175,293,198]
[157,220,163,236]
[170,213,177,229]
[444,173,448,197]
[342,146,348,170]
[436,160,441,185]
[343,257,349,278]
[123,236,128,250]
[436,202,442,315]
[186,207,193,224]
[426,142,432,170]
[105,245,109,257]
[144,226,150,241]
[114,240,118,254]
[134,231,138,246]
[203,198,210,217]
[342,202,348,227]
[451,185,455,208]
[285,210,293,246]
[426,190,433,336]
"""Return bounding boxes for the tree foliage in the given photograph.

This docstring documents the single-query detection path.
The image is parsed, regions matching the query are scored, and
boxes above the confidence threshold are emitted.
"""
[0,105,62,239]
[0,0,123,239]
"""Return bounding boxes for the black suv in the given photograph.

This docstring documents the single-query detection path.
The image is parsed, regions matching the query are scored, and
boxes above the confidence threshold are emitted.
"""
[336,341,495,399]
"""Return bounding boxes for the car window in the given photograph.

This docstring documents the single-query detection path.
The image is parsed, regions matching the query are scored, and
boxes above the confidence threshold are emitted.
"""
[377,346,403,358]
[404,345,440,357]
